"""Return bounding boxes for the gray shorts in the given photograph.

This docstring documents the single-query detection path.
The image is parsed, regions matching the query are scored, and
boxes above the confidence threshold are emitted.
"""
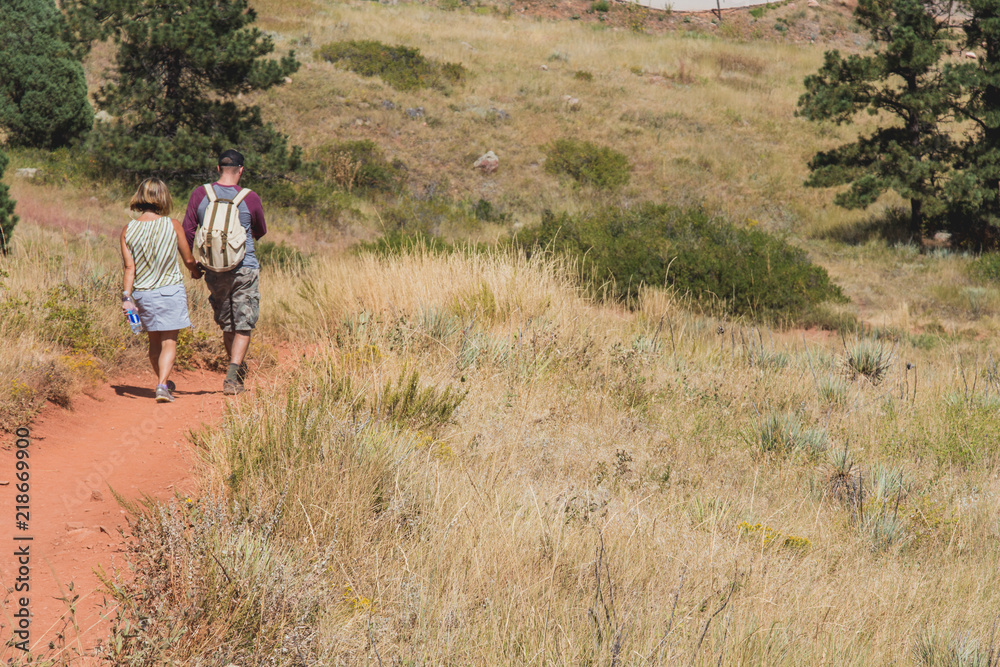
[133,284,191,332]
[203,266,260,332]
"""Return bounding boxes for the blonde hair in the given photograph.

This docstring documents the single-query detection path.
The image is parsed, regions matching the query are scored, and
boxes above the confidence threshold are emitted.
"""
[129,178,172,215]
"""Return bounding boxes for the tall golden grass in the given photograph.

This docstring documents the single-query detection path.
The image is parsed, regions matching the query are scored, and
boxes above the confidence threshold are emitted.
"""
[79,245,1000,664]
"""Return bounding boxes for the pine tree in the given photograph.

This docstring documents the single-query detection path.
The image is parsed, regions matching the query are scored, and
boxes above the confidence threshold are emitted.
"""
[0,147,18,255]
[946,0,1000,245]
[797,0,959,234]
[0,0,93,149]
[64,0,301,180]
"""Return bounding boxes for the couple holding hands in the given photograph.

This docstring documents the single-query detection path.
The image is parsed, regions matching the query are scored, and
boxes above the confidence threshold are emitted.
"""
[120,149,266,402]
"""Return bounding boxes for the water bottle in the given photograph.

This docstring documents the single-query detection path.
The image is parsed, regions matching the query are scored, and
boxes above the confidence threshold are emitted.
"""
[123,292,143,334]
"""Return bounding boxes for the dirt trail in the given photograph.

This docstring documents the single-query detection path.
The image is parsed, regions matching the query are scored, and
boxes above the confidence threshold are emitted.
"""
[0,366,229,662]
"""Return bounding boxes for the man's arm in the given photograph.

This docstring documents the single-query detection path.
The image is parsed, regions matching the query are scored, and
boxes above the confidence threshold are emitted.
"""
[245,191,267,240]
[182,187,206,246]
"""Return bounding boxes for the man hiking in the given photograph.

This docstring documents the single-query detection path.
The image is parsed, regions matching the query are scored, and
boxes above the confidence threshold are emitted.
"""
[183,149,266,395]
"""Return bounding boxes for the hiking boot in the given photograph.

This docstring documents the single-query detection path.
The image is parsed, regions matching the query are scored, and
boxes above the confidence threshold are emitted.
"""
[223,380,246,396]
[155,385,175,403]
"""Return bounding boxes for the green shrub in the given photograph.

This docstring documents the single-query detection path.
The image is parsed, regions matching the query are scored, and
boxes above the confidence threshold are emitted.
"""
[0,148,17,255]
[968,252,1000,282]
[252,178,348,219]
[382,195,481,238]
[43,284,118,357]
[376,369,467,430]
[573,70,594,81]
[543,138,631,189]
[256,240,309,271]
[317,40,466,91]
[471,198,510,223]
[517,203,846,321]
[591,0,611,12]
[319,139,405,193]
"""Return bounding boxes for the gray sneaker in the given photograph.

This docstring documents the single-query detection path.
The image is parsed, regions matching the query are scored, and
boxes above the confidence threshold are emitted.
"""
[223,381,245,396]
[155,385,175,403]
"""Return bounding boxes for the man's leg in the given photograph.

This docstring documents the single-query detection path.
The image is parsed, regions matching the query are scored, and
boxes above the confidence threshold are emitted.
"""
[214,267,259,395]
[223,331,252,394]
[222,331,250,385]
[221,331,250,363]
[230,331,251,365]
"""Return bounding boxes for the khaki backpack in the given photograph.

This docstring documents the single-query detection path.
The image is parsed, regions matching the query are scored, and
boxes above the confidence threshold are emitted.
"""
[193,185,250,272]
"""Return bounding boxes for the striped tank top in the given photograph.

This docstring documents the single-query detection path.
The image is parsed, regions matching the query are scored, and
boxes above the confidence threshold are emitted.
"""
[125,217,184,290]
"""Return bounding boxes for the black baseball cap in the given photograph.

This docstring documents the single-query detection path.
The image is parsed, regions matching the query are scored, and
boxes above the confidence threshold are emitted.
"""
[218,149,244,167]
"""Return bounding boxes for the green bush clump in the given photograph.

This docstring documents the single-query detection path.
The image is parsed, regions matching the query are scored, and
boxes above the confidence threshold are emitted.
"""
[471,198,510,224]
[43,284,121,357]
[317,40,466,91]
[252,178,347,219]
[383,195,483,238]
[544,138,631,189]
[256,240,309,270]
[320,139,405,193]
[0,148,17,255]
[376,370,467,430]
[968,252,1000,282]
[517,203,846,321]
[591,0,611,12]
[351,195,493,257]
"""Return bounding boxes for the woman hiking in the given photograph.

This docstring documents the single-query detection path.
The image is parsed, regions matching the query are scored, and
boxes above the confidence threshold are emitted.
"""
[120,178,201,402]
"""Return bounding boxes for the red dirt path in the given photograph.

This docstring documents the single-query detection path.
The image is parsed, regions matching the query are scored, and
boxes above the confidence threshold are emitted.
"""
[0,367,228,663]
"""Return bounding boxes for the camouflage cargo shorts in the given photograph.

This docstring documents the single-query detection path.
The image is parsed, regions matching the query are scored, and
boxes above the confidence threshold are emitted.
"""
[203,266,260,332]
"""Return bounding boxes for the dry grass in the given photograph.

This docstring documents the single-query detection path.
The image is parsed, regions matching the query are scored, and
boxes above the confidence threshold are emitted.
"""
[78,246,1000,664]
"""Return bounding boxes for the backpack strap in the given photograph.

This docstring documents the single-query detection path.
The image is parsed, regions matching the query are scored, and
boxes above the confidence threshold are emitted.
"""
[197,184,217,233]
[205,185,224,261]
[232,188,252,207]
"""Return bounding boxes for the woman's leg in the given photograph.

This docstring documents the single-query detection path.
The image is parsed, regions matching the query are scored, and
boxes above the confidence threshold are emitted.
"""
[157,330,179,387]
[147,331,162,378]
